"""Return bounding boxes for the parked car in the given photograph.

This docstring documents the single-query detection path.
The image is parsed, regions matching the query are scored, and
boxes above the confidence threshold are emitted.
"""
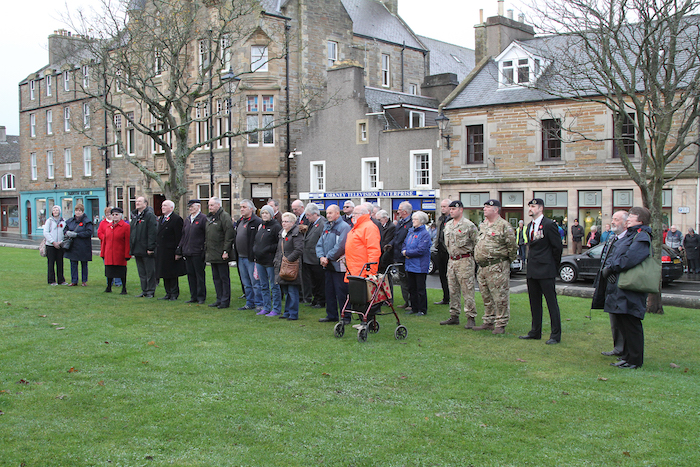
[558,243,683,284]
[428,251,524,276]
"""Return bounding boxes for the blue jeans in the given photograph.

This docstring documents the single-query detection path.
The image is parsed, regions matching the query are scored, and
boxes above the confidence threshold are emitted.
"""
[280,284,299,319]
[238,257,262,308]
[70,260,88,284]
[256,263,281,313]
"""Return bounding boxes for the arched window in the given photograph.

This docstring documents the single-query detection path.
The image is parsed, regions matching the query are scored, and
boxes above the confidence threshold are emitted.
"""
[1,173,16,190]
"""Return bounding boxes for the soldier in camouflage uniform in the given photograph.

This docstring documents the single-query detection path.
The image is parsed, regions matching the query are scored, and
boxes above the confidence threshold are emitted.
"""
[472,200,518,334]
[440,200,479,326]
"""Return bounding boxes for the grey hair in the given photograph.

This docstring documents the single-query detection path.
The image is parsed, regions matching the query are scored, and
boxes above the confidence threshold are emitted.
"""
[399,201,413,214]
[162,200,175,210]
[240,199,255,209]
[377,209,389,220]
[210,197,222,206]
[282,212,297,223]
[343,200,355,208]
[354,205,369,216]
[305,203,321,216]
[412,210,429,225]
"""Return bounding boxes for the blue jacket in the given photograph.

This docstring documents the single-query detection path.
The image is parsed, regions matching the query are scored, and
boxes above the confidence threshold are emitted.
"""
[402,225,431,273]
[315,218,351,272]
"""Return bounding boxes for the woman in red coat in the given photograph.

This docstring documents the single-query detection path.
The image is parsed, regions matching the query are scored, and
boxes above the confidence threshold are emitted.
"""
[101,207,131,294]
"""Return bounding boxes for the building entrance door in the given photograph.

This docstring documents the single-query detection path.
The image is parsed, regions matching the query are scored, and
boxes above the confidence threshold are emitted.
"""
[25,201,32,234]
[1,205,8,231]
[153,194,166,216]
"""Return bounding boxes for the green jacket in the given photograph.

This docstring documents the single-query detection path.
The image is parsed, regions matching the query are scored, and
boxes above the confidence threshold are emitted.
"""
[205,207,235,263]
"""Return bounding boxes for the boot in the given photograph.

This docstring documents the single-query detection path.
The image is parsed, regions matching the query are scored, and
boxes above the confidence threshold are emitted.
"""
[472,323,495,331]
[464,317,476,329]
[120,285,128,295]
[492,326,506,334]
[104,279,112,293]
[440,316,460,325]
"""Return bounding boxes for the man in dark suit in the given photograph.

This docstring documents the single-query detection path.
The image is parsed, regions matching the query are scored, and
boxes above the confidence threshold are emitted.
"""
[377,209,396,273]
[176,199,207,304]
[519,198,563,344]
[432,198,451,305]
[301,203,327,308]
[156,199,186,300]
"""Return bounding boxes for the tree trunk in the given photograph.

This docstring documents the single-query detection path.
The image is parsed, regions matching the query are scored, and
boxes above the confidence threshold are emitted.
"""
[647,292,664,314]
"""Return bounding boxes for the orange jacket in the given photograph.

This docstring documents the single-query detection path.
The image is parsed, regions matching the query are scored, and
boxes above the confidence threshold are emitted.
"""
[344,213,381,281]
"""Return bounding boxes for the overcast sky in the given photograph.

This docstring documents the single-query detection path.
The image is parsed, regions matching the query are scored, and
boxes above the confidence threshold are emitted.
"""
[0,0,528,135]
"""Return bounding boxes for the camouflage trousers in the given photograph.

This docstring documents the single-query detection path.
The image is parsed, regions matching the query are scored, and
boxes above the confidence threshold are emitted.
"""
[476,260,511,327]
[447,256,476,318]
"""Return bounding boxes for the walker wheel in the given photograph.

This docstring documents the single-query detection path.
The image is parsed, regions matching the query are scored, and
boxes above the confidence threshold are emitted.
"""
[368,319,379,333]
[334,322,345,338]
[394,325,408,340]
[357,327,368,343]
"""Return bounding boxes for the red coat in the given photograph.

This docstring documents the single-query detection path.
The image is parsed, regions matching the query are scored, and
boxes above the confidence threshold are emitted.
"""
[102,220,131,266]
[98,218,111,257]
[344,213,381,281]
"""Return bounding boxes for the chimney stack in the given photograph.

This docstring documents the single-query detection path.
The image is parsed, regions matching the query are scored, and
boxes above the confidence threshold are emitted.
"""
[474,3,536,64]
[0,126,6,143]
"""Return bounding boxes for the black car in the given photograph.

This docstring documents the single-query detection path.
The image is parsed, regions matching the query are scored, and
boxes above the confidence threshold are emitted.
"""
[428,251,524,276]
[558,243,683,284]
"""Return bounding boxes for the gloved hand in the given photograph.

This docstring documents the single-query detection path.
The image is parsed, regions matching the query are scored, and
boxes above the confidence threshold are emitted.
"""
[65,231,78,238]
[601,267,612,280]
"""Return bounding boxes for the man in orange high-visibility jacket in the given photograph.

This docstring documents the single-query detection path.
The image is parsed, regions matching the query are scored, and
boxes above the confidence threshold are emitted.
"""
[344,205,381,280]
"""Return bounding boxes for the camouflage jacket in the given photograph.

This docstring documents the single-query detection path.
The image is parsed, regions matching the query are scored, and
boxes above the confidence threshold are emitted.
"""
[474,216,518,266]
[444,216,478,257]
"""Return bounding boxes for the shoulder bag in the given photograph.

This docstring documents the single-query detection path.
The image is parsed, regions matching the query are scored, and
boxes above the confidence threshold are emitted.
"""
[617,244,661,294]
[279,256,299,281]
[61,237,73,251]
[39,238,47,257]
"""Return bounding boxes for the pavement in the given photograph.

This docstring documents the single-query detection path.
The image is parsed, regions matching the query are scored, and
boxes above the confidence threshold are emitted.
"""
[4,232,699,309]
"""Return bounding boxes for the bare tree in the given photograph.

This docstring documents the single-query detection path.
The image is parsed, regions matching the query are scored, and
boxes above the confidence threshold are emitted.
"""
[64,0,330,210]
[526,0,700,313]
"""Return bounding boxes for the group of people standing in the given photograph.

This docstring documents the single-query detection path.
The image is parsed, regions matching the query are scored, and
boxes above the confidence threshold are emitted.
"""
[43,203,94,287]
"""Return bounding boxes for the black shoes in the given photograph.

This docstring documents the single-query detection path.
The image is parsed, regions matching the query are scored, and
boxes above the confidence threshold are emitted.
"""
[209,302,221,308]
[237,305,255,310]
[318,317,338,322]
[601,350,622,357]
[545,339,560,345]
[433,300,448,305]
[518,335,541,340]
[185,299,197,304]
[158,295,171,300]
[217,303,230,309]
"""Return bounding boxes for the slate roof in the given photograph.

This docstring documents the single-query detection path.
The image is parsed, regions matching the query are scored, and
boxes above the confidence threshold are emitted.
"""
[365,87,439,113]
[340,0,425,50]
[0,133,20,164]
[417,36,474,82]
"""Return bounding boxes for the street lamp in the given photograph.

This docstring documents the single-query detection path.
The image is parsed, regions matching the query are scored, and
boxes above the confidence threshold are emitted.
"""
[221,67,241,212]
[435,111,451,150]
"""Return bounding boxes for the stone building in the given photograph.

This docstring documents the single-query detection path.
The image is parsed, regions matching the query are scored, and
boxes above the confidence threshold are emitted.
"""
[0,126,21,232]
[437,12,700,251]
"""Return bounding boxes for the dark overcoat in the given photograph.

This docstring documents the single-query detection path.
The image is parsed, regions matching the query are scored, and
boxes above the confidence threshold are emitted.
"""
[177,211,207,257]
[130,207,158,256]
[64,213,93,262]
[205,207,235,263]
[302,216,326,265]
[156,212,186,278]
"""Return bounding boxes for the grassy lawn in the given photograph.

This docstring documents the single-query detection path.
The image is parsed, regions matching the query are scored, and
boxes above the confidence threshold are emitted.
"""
[1,246,698,466]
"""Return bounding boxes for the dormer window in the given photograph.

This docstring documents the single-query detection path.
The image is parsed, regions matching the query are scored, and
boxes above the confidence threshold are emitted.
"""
[496,43,546,88]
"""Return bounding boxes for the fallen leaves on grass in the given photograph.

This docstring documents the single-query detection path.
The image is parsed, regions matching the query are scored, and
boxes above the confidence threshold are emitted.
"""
[147,341,159,348]
[562,391,569,395]
[670,363,680,368]
[516,358,526,362]
[141,361,149,364]
[39,315,46,318]
[55,327,65,331]
[97,381,105,387]
[104,341,109,344]
[321,372,331,377]
[55,395,66,399]
[16,379,29,385]
[67,367,77,373]
[623,451,631,457]
[0,410,4,415]
[51,323,59,326]
[598,377,608,381]
[4,301,10,306]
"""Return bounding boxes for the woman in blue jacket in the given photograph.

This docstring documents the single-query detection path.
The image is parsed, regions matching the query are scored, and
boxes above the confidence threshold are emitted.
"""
[402,211,432,316]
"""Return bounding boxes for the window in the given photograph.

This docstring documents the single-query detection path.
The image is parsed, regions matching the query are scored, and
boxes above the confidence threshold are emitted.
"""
[215,99,229,149]
[221,36,232,71]
[46,110,53,135]
[409,84,418,95]
[64,148,72,178]
[466,125,484,164]
[409,111,425,128]
[262,95,274,112]
[64,107,70,132]
[195,104,210,149]
[197,184,210,202]
[63,71,70,91]
[327,41,338,68]
[2,173,16,190]
[114,114,122,157]
[115,69,123,92]
[198,39,209,73]
[83,146,92,176]
[219,184,231,213]
[83,103,90,128]
[154,50,163,76]
[30,114,36,137]
[613,112,636,158]
[502,60,514,85]
[381,53,390,87]
[410,149,432,189]
[251,46,268,72]
[46,75,52,96]
[47,151,55,179]
[541,119,562,160]
[115,186,124,210]
[247,115,259,146]
[151,120,167,154]
[126,112,136,155]
[310,161,326,192]
[31,153,37,180]
[30,80,36,100]
[359,122,367,142]
[82,65,89,88]
[497,50,546,88]
[517,59,529,84]
[362,157,379,190]
[128,186,137,212]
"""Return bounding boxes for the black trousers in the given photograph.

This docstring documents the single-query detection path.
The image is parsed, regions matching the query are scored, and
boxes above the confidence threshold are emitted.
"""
[436,249,449,302]
[526,277,562,341]
[162,277,180,298]
[46,245,65,284]
[185,255,206,302]
[609,313,624,354]
[617,313,644,367]
[303,263,326,305]
[406,271,428,314]
[210,262,230,306]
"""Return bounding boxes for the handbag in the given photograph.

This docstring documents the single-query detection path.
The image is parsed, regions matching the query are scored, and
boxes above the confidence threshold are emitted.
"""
[61,237,73,251]
[279,256,299,281]
[617,245,661,294]
[39,238,47,257]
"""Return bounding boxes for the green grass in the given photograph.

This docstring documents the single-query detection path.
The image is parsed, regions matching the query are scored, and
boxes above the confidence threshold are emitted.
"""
[1,246,698,466]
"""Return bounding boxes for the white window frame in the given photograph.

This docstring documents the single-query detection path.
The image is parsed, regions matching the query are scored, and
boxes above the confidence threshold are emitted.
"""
[1,173,16,190]
[64,107,71,132]
[128,186,137,212]
[198,39,209,73]
[64,148,72,178]
[410,149,432,190]
[195,104,210,150]
[310,161,326,192]
[83,103,90,128]
[247,115,259,146]
[262,114,274,146]
[31,153,37,180]
[409,111,425,128]
[409,84,418,95]
[197,184,211,202]
[221,36,232,71]
[83,146,92,176]
[30,113,36,137]
[381,53,390,87]
[114,114,123,157]
[361,157,379,191]
[251,45,268,72]
[46,75,52,96]
[115,186,124,210]
[82,65,89,88]
[115,69,123,93]
[359,122,367,142]
[63,70,70,91]
[47,150,55,179]
[46,110,53,135]
[30,80,36,100]
[327,41,338,68]
[154,50,163,76]
[126,112,136,156]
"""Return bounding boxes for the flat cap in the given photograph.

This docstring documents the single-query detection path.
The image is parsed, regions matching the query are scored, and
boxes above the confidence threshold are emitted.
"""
[187,199,201,206]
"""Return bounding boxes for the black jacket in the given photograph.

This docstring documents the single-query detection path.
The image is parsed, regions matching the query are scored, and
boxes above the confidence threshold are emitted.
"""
[130,207,158,256]
[63,213,93,262]
[526,217,563,280]
[177,211,207,257]
[234,214,262,260]
[156,212,186,278]
[205,207,235,263]
[392,216,412,263]
[302,216,326,264]
[253,219,282,267]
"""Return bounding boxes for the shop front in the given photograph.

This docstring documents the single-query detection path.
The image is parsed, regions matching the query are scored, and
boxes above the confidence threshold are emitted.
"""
[20,188,106,236]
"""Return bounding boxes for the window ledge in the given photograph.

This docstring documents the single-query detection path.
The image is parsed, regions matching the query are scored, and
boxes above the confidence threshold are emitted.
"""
[463,162,487,169]
[605,157,636,163]
[535,159,565,166]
